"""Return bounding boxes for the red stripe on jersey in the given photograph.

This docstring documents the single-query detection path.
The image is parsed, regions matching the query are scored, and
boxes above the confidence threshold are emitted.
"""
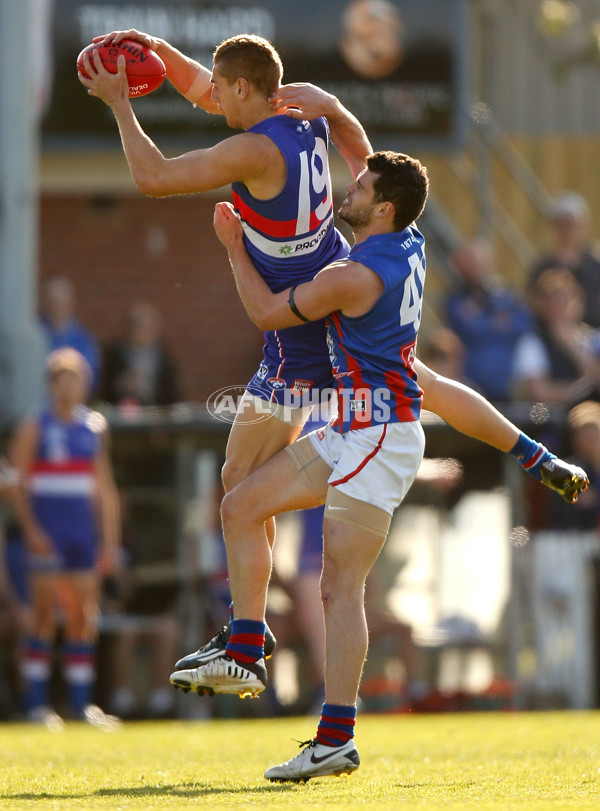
[329,312,371,431]
[233,191,298,238]
[309,198,332,231]
[384,368,421,422]
[232,191,331,239]
[30,459,95,474]
[330,424,387,487]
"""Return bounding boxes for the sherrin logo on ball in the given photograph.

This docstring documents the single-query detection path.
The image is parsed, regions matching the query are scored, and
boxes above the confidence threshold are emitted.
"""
[76,39,166,98]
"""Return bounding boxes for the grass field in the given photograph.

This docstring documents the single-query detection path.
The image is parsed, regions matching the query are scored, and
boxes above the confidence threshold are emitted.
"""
[1,711,599,810]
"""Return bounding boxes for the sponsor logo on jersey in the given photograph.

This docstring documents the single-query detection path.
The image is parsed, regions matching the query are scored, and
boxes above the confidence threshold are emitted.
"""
[401,339,417,371]
[241,216,333,259]
[267,377,287,390]
[290,379,313,394]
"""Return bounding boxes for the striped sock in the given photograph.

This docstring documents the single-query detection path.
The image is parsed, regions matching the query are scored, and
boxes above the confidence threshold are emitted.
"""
[21,637,52,712]
[316,703,357,747]
[225,619,265,664]
[509,431,554,481]
[63,642,95,714]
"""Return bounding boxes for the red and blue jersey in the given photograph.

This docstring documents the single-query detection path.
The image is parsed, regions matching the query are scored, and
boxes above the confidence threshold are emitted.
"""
[232,115,349,292]
[326,228,426,433]
[233,115,350,401]
[29,406,105,544]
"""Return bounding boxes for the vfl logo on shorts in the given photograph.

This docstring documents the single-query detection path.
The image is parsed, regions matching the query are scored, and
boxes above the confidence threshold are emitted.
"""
[267,377,287,390]
[256,362,269,380]
[291,379,313,394]
[350,400,366,412]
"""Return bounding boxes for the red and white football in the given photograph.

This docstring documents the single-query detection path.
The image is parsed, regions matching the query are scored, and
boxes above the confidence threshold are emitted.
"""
[77,39,166,98]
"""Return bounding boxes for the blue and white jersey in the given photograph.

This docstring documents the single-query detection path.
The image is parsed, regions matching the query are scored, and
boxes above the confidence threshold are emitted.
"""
[234,114,351,401]
[29,406,105,543]
[231,115,350,292]
[326,227,426,433]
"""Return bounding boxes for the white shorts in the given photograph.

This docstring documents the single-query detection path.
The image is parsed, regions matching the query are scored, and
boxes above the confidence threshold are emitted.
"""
[308,420,425,515]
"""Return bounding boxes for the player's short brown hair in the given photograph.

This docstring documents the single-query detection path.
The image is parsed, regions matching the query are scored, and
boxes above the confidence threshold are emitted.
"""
[213,35,283,98]
[46,348,90,384]
[366,151,429,232]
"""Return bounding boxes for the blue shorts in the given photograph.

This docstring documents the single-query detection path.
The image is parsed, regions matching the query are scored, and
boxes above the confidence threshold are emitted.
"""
[5,533,29,603]
[31,498,98,573]
[247,321,334,406]
[29,533,97,574]
[297,505,325,574]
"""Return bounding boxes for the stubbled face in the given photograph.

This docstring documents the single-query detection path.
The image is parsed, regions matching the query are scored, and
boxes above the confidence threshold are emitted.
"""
[338,168,379,230]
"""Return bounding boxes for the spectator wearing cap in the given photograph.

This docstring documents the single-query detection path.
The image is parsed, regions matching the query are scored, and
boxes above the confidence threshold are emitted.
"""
[530,191,600,328]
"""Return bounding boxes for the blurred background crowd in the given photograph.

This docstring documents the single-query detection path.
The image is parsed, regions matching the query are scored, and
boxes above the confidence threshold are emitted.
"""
[2,0,600,723]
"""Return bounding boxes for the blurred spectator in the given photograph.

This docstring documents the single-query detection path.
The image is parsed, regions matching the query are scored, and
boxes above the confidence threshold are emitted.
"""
[419,327,479,391]
[445,237,532,401]
[106,492,180,719]
[100,302,180,407]
[39,276,101,394]
[106,582,180,720]
[549,400,600,530]
[530,191,600,328]
[267,504,421,714]
[9,348,121,729]
[512,267,597,406]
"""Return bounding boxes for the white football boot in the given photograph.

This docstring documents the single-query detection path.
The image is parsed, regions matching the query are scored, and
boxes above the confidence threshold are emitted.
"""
[264,738,360,782]
[170,653,266,698]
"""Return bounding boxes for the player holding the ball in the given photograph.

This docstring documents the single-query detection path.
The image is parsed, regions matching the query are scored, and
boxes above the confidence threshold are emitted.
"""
[77,28,587,514]
[78,31,588,776]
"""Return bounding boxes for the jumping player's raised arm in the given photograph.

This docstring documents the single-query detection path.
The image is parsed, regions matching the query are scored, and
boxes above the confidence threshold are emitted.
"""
[270,83,372,179]
[78,51,282,197]
[93,29,219,113]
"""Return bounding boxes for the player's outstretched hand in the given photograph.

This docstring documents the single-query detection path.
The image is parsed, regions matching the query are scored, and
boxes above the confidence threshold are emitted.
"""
[78,50,129,106]
[213,202,244,249]
[269,82,337,120]
[93,29,160,51]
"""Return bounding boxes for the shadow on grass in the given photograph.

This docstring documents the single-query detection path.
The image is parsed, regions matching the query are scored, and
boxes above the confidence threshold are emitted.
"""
[3,781,301,801]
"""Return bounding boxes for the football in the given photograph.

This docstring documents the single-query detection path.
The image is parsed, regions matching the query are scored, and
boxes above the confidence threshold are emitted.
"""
[77,39,166,98]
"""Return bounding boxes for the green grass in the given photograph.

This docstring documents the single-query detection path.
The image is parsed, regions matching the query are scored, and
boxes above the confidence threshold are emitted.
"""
[1,712,599,809]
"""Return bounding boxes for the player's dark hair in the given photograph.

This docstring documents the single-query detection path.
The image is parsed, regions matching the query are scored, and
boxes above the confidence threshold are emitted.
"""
[366,151,429,232]
[213,35,283,98]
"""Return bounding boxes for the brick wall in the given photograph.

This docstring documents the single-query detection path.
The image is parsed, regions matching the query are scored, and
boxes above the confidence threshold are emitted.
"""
[39,193,263,402]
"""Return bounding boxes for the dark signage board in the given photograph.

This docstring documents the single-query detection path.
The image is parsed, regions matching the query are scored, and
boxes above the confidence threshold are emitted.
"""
[43,0,467,152]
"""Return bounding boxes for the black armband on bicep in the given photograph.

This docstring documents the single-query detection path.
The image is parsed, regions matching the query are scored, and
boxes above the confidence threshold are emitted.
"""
[288,286,311,323]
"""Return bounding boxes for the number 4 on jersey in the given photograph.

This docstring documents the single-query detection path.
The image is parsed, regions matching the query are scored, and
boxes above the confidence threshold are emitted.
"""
[399,250,426,330]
